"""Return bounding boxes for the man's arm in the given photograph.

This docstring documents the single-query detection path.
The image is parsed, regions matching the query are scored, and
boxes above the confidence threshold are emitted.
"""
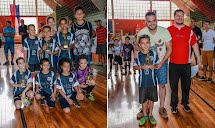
[158,40,172,68]
[192,43,201,65]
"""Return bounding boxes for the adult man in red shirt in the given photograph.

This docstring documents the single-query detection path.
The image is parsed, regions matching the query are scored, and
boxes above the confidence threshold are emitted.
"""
[95,20,107,65]
[168,10,201,113]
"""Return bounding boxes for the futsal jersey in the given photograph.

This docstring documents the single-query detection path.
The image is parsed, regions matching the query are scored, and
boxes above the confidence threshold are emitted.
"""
[56,32,74,60]
[10,69,33,96]
[71,21,92,55]
[122,43,134,61]
[35,71,56,94]
[74,66,92,84]
[24,37,41,64]
[112,45,122,56]
[133,50,158,87]
[40,38,58,68]
[56,73,79,97]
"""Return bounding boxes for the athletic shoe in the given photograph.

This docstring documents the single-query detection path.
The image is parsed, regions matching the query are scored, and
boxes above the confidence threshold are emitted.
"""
[86,92,95,101]
[128,71,132,75]
[73,100,81,108]
[182,104,190,112]
[171,107,177,113]
[3,61,9,65]
[199,77,207,81]
[40,99,45,105]
[11,61,14,65]
[149,116,157,125]
[159,107,168,118]
[139,116,148,126]
[207,78,212,83]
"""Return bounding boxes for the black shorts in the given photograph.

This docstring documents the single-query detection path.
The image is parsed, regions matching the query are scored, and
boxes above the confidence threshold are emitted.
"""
[59,92,77,109]
[38,90,55,107]
[123,55,132,61]
[96,43,107,55]
[29,63,40,72]
[139,86,158,104]
[114,56,122,65]
[108,54,113,60]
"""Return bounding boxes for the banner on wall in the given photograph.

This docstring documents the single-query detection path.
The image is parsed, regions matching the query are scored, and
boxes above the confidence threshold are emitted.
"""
[15,5,20,24]
[9,4,15,26]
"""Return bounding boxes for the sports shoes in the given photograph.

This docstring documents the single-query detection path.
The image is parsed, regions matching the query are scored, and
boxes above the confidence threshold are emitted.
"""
[3,61,9,65]
[159,107,168,118]
[11,61,14,65]
[149,116,157,125]
[86,92,95,101]
[199,77,207,81]
[171,107,177,113]
[139,116,148,126]
[182,104,190,112]
[207,78,212,83]
[40,99,45,105]
[73,100,81,108]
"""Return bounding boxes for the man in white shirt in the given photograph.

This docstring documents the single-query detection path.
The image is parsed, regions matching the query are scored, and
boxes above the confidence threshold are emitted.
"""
[199,21,215,83]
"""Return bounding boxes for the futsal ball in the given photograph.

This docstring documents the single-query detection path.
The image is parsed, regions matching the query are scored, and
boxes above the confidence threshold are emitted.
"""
[22,98,30,107]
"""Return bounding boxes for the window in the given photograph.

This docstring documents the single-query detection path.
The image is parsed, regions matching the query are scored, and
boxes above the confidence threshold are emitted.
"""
[0,0,13,16]
[37,0,54,16]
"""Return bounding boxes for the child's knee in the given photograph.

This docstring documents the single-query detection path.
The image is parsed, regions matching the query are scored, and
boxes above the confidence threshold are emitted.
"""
[15,101,22,109]
[90,79,95,86]
[63,108,70,113]
[35,94,41,100]
[29,91,35,99]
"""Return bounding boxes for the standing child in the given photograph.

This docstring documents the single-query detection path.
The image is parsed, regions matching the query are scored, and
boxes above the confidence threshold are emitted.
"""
[35,58,57,108]
[108,34,114,78]
[10,57,34,109]
[39,26,58,71]
[56,18,75,69]
[71,6,92,66]
[74,55,95,101]
[112,38,124,76]
[23,24,41,76]
[133,35,158,126]
[56,58,84,113]
[122,36,134,75]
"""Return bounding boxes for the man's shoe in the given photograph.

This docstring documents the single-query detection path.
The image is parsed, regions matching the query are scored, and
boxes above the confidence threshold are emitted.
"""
[182,104,190,112]
[3,61,9,65]
[159,107,168,118]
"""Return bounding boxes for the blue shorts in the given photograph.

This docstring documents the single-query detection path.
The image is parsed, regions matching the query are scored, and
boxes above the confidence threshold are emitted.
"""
[74,54,91,67]
[59,92,77,109]
[4,43,14,55]
[38,90,55,107]
[29,63,40,72]
[156,62,168,85]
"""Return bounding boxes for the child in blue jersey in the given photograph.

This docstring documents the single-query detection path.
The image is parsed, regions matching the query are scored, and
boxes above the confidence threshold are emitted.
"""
[9,57,34,109]
[56,58,84,113]
[24,24,41,75]
[71,6,93,66]
[39,26,58,71]
[35,58,57,108]
[133,35,158,126]
[74,55,95,101]
[56,18,75,69]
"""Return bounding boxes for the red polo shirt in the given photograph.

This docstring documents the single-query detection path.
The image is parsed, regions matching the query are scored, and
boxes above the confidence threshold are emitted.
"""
[168,25,197,64]
[96,26,107,45]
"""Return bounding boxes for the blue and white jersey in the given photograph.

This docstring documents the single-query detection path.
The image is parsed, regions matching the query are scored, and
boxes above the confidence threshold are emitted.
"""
[10,69,33,95]
[134,50,158,87]
[24,37,41,64]
[40,38,59,68]
[56,32,74,60]
[112,45,122,56]
[71,21,92,55]
[35,71,56,94]
[56,73,79,97]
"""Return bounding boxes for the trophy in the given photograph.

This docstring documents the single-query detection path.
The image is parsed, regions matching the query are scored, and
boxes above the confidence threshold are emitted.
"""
[63,34,68,49]
[45,40,50,53]
[86,69,93,85]
[144,53,150,75]
[19,72,26,88]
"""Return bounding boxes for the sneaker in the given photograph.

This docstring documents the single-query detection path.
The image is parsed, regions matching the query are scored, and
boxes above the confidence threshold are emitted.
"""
[128,71,132,75]
[199,77,207,81]
[182,104,190,112]
[171,107,177,113]
[137,108,144,120]
[11,61,14,65]
[86,92,95,101]
[40,99,45,105]
[159,107,168,118]
[207,78,212,83]
[3,61,9,65]
[149,116,157,125]
[73,100,81,108]
[139,116,148,126]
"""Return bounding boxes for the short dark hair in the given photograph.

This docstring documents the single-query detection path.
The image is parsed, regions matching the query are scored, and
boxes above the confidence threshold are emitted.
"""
[16,57,25,65]
[174,9,184,16]
[47,17,55,23]
[138,34,150,43]
[191,18,196,21]
[42,25,51,31]
[114,38,119,42]
[27,24,35,30]
[59,58,71,73]
[204,20,210,24]
[78,54,87,62]
[74,6,84,13]
[145,12,156,18]
[6,21,11,24]
[40,58,50,65]
[59,17,67,24]
[125,36,130,40]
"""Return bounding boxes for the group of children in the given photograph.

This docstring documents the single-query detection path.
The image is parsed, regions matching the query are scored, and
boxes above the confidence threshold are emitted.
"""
[108,35,134,77]
[9,6,96,113]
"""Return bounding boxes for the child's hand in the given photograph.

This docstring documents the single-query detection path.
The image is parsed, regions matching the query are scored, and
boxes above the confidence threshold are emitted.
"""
[21,92,26,99]
[141,64,148,69]
[42,45,47,51]
[20,83,25,88]
[76,92,84,101]
[79,83,88,88]
[149,65,155,70]
[50,93,56,101]
[48,51,52,54]
[67,98,73,105]
[59,46,64,50]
